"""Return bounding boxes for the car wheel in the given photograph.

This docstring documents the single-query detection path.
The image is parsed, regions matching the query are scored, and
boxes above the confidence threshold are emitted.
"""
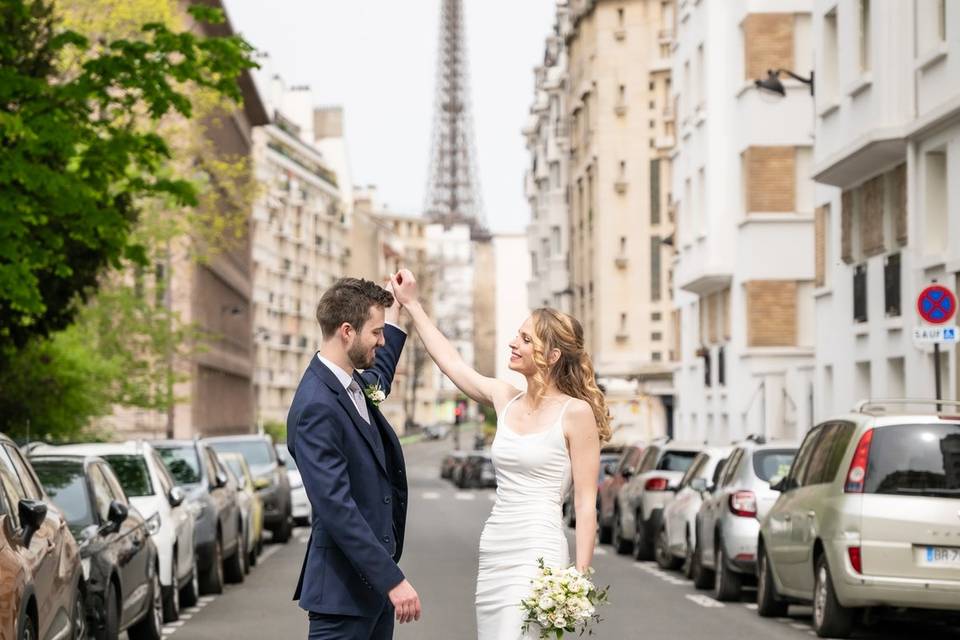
[17,613,36,640]
[632,512,652,561]
[682,531,695,580]
[162,554,180,622]
[691,535,714,590]
[757,546,788,617]
[71,584,86,640]
[179,558,200,608]
[224,529,246,584]
[92,581,120,640]
[714,543,742,601]
[612,511,633,555]
[199,536,224,595]
[273,510,292,544]
[655,524,682,571]
[249,534,258,568]
[812,554,856,638]
[597,510,612,545]
[128,567,163,640]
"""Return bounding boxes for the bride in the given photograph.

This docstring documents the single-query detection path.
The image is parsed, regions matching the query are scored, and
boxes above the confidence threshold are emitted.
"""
[390,269,611,639]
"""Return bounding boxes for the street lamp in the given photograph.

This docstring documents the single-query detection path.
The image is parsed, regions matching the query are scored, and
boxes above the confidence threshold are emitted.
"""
[754,68,815,97]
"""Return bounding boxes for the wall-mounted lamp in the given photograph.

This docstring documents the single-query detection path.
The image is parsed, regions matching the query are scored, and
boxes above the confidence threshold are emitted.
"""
[754,68,815,97]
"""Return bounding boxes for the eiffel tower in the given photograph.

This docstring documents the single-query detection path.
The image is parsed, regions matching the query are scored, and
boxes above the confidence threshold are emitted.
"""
[424,0,489,240]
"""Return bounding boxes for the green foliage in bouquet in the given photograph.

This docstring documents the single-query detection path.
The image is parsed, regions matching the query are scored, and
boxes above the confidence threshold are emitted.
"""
[520,558,610,639]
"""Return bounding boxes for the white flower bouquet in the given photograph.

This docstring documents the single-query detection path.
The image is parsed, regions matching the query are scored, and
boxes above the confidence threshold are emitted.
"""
[520,558,609,639]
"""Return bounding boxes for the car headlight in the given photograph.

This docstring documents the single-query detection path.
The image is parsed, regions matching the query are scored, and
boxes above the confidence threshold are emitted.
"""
[146,513,162,536]
[81,557,91,581]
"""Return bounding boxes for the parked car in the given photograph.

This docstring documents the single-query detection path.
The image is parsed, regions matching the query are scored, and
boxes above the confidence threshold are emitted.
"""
[456,452,496,489]
[614,441,701,559]
[563,449,622,527]
[423,424,451,440]
[758,401,960,637]
[275,444,310,526]
[0,436,85,640]
[219,451,264,569]
[30,453,163,640]
[204,434,293,543]
[657,445,731,573]
[440,451,467,480]
[694,439,797,599]
[153,439,244,595]
[597,443,646,543]
[33,442,198,622]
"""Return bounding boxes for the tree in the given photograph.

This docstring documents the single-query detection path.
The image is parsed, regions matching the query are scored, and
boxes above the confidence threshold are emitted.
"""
[0,0,256,361]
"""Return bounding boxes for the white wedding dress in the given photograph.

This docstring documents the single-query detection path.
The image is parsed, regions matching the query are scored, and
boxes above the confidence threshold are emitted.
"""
[476,392,573,640]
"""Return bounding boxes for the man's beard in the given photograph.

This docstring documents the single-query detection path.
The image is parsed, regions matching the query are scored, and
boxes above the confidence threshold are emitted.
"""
[348,340,375,369]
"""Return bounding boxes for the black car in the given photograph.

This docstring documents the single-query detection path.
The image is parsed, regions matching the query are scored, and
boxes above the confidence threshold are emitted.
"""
[562,450,623,528]
[440,451,467,480]
[456,452,496,489]
[203,434,293,544]
[153,440,244,595]
[30,454,163,640]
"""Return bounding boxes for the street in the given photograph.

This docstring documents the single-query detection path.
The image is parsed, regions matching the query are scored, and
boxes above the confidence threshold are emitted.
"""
[163,431,960,640]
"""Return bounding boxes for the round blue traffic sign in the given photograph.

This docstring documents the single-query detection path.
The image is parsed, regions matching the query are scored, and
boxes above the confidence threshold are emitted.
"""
[917,285,957,325]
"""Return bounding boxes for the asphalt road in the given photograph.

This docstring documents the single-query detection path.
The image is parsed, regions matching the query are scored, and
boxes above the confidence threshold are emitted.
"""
[168,430,960,640]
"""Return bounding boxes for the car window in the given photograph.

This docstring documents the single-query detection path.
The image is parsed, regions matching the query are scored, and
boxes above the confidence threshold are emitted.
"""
[618,447,641,473]
[152,453,174,496]
[864,423,960,498]
[87,464,114,522]
[156,445,203,485]
[805,422,855,485]
[4,445,43,501]
[207,440,274,469]
[790,426,825,487]
[719,449,743,487]
[679,453,708,487]
[31,459,95,529]
[753,449,797,482]
[712,458,728,485]
[0,447,26,528]
[637,447,660,473]
[224,458,248,488]
[657,451,698,472]
[276,446,299,472]
[102,455,153,498]
[204,449,220,485]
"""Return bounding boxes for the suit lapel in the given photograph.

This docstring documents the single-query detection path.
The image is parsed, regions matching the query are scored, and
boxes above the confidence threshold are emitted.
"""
[354,372,405,479]
[309,356,388,476]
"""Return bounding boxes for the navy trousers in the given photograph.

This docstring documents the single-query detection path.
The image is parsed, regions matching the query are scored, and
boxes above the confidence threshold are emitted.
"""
[307,605,394,640]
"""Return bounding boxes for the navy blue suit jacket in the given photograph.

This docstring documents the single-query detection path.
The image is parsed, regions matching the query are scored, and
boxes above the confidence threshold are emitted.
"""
[287,325,408,617]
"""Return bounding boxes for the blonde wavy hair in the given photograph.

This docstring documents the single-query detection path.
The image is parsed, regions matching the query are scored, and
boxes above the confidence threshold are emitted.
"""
[527,308,612,443]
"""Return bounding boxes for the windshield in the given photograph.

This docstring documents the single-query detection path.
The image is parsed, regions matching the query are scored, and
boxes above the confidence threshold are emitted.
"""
[657,451,698,472]
[276,445,299,472]
[155,445,202,486]
[224,458,248,485]
[865,424,960,498]
[31,460,94,530]
[753,449,797,482]
[102,455,153,497]
[208,441,273,469]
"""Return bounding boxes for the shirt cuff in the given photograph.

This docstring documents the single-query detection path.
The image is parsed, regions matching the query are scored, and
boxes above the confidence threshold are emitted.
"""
[385,321,406,335]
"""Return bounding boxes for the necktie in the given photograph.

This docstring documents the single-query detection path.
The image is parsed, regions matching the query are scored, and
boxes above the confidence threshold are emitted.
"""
[347,381,371,424]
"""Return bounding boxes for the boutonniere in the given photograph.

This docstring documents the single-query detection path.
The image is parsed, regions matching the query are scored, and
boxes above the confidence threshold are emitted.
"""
[363,378,386,407]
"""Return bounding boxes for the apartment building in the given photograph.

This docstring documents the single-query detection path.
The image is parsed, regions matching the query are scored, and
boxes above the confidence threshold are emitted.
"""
[811,0,960,417]
[671,1,817,443]
[525,2,573,314]
[564,0,676,435]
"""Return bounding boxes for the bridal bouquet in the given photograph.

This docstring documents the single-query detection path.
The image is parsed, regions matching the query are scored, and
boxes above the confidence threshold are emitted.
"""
[520,559,609,639]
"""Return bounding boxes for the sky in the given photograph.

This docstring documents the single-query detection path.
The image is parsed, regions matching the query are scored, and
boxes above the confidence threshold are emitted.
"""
[222,0,557,234]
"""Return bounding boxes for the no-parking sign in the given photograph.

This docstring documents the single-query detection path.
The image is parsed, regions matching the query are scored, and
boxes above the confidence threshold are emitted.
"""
[917,285,957,324]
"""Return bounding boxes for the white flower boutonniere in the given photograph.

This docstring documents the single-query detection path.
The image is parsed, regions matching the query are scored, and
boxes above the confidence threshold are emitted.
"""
[364,382,386,407]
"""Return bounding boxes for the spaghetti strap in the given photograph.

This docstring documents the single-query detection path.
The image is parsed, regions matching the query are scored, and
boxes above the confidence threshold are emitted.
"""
[556,397,575,424]
[500,391,525,421]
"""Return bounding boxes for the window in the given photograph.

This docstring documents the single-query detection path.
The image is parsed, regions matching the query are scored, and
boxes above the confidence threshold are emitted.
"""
[822,8,839,102]
[652,312,662,321]
[788,426,824,488]
[100,465,129,506]
[4,445,42,500]
[719,449,744,487]
[753,449,797,482]
[858,0,871,72]
[884,253,901,316]
[0,447,27,527]
[103,455,153,498]
[87,464,115,523]
[804,422,855,485]
[864,423,960,496]
[679,453,708,488]
[31,460,94,529]
[652,332,662,341]
[651,236,662,301]
[650,159,661,224]
[853,263,868,322]
[155,445,202,485]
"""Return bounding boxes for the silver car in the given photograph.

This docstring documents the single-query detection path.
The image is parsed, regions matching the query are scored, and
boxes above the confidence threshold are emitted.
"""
[613,441,702,559]
[693,440,797,601]
[657,445,732,574]
[757,400,960,638]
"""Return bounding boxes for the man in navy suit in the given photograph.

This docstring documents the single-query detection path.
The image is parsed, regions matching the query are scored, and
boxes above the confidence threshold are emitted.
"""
[287,277,421,639]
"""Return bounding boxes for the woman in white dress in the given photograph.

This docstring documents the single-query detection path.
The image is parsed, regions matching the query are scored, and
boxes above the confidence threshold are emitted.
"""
[390,269,612,639]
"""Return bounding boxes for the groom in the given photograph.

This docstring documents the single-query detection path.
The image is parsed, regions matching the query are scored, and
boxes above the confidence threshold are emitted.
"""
[287,277,421,639]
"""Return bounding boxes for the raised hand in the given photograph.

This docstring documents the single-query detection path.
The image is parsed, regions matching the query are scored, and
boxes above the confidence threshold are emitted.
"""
[388,579,422,623]
[390,269,419,308]
[383,277,401,325]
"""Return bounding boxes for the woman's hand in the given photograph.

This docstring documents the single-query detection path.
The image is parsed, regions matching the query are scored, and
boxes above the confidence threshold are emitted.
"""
[390,269,419,308]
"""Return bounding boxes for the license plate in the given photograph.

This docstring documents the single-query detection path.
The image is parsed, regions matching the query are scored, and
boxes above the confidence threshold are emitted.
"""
[923,546,960,566]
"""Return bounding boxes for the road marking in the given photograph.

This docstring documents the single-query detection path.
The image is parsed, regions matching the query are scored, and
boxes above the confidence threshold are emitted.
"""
[790,623,809,630]
[167,621,185,628]
[635,562,687,586]
[259,545,281,563]
[422,492,440,500]
[743,603,758,610]
[198,596,215,604]
[179,614,192,620]
[162,629,178,636]
[454,492,475,501]
[593,547,608,556]
[685,594,725,608]
[487,493,497,502]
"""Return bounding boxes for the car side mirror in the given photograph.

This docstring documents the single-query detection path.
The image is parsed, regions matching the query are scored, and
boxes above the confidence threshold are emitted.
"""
[277,457,287,467]
[690,478,709,493]
[100,500,128,535]
[254,477,270,490]
[769,475,791,493]
[168,487,185,508]
[18,499,47,548]
[213,472,228,489]
[621,468,634,479]
[603,462,617,476]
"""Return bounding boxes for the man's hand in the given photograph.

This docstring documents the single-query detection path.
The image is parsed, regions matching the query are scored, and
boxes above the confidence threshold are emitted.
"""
[384,278,401,325]
[390,269,419,308]
[388,579,421,624]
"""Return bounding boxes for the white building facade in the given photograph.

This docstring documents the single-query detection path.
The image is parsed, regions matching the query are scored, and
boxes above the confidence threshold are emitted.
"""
[672,0,817,444]
[494,234,533,390]
[811,0,960,418]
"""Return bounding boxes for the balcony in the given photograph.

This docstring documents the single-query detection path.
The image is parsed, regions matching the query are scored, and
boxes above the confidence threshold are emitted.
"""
[675,237,733,296]
[614,28,626,41]
[614,255,629,269]
[658,28,674,43]
[614,103,628,117]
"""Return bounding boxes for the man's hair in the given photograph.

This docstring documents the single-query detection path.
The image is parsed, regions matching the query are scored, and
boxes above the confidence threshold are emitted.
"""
[315,278,394,339]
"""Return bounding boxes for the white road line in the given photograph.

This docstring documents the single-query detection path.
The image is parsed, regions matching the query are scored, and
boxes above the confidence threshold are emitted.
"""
[454,492,475,501]
[743,603,758,610]
[685,594,725,608]
[789,623,809,630]
[259,545,281,563]
[635,562,687,585]
[198,596,216,604]
[166,621,185,628]
[422,492,440,500]
[178,614,192,620]
[487,493,497,501]
[161,630,177,636]
[593,547,608,556]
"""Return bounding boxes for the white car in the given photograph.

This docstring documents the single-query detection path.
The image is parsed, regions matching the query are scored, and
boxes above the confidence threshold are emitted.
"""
[34,441,198,622]
[276,444,310,525]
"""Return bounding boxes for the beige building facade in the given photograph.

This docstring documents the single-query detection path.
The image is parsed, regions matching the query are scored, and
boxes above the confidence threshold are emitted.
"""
[564,0,676,436]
